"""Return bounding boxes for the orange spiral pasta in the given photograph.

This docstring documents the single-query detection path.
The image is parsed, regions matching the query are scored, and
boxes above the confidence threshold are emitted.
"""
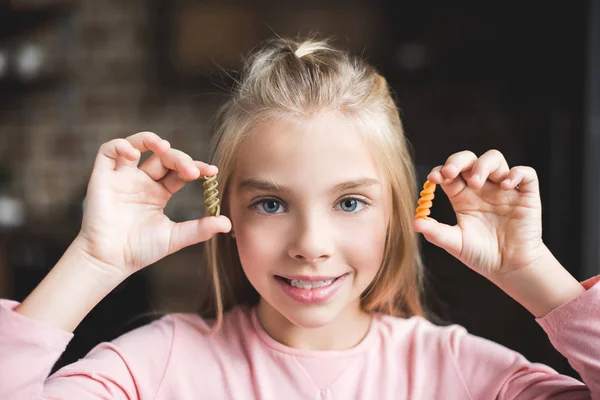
[415,180,436,219]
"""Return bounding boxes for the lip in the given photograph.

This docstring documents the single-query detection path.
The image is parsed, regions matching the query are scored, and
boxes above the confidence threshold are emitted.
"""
[275,273,348,304]
[277,274,344,282]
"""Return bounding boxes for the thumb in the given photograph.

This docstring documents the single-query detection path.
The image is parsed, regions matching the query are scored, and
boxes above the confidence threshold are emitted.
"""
[169,216,232,253]
[413,217,462,257]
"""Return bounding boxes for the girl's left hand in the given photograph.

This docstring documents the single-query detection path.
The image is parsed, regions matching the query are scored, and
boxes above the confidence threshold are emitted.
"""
[413,149,547,280]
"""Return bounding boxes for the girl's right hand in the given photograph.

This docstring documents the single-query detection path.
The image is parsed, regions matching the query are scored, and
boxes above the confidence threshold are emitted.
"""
[76,131,231,279]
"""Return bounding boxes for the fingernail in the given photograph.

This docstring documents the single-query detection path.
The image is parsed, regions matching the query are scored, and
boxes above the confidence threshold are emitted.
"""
[471,174,480,182]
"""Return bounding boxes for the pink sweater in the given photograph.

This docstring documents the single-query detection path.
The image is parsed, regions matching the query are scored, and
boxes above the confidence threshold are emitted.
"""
[1,276,600,400]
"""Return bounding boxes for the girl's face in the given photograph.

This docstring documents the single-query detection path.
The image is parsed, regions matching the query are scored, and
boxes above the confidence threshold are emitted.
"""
[229,111,389,329]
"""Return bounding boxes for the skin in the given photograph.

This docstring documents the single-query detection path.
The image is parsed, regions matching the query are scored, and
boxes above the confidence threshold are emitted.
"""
[229,112,389,350]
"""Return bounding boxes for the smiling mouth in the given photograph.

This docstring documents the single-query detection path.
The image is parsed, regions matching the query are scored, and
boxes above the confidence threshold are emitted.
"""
[274,273,349,304]
[275,274,347,289]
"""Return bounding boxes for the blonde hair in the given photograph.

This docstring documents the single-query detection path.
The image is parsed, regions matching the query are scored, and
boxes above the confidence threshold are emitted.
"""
[201,37,428,330]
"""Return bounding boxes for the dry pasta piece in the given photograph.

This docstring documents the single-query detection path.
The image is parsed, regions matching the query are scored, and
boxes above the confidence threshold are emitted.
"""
[203,174,220,217]
[415,180,436,219]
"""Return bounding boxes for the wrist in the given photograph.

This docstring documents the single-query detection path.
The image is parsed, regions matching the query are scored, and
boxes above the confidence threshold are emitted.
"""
[490,245,585,318]
[71,234,130,284]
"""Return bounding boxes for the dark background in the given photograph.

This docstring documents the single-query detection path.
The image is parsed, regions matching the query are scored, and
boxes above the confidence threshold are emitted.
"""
[0,0,596,379]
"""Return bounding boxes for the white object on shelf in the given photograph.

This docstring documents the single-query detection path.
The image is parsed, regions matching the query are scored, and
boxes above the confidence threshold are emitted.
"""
[15,42,44,81]
[0,195,25,228]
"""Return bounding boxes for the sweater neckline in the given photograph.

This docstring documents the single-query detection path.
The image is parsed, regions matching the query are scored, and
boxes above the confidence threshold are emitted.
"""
[249,307,380,358]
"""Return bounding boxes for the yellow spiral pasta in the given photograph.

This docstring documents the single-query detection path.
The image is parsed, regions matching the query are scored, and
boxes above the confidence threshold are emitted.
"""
[203,175,220,217]
[415,180,436,220]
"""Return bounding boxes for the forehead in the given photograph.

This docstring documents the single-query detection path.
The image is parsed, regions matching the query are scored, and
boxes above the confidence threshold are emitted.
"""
[234,112,381,181]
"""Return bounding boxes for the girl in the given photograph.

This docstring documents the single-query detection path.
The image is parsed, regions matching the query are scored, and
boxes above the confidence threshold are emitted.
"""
[0,38,598,400]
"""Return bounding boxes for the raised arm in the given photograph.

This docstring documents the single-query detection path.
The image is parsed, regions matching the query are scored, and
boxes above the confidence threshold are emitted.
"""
[0,131,230,399]
[414,149,597,398]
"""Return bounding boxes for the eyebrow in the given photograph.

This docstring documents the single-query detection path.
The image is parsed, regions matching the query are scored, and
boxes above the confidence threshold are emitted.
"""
[237,177,381,194]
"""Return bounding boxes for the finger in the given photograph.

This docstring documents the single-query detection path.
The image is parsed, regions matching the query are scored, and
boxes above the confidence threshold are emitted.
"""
[169,216,232,253]
[428,166,467,199]
[138,153,170,181]
[427,164,463,186]
[426,165,445,184]
[441,151,478,180]
[501,166,539,194]
[436,151,478,198]
[125,131,170,154]
[469,149,510,188]
[412,217,462,258]
[160,161,219,194]
[94,138,141,172]
[156,148,201,181]
[117,132,169,170]
[427,151,477,198]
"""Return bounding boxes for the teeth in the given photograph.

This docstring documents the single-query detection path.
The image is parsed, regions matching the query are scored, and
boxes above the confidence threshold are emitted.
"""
[290,279,334,289]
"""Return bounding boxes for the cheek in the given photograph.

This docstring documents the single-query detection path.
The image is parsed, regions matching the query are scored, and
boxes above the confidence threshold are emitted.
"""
[234,219,284,278]
[230,200,275,271]
[339,212,387,279]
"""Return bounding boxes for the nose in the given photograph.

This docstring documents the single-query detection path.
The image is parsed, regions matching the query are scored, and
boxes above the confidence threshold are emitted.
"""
[287,211,334,264]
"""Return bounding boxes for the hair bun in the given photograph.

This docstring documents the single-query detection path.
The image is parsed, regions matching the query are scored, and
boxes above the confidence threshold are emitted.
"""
[293,41,329,59]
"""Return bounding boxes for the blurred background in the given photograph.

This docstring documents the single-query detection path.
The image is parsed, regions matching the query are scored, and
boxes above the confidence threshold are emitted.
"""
[0,0,598,379]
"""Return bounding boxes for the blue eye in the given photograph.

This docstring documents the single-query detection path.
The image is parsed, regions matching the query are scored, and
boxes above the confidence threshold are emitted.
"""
[254,199,285,214]
[251,197,367,214]
[337,198,366,213]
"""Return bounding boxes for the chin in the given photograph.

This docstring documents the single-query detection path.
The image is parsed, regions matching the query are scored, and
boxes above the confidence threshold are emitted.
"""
[283,305,342,329]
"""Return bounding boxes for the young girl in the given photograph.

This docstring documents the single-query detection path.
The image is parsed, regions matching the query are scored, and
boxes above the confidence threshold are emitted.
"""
[0,38,598,400]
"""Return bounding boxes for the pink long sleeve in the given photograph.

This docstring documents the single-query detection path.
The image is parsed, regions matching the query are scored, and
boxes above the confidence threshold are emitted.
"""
[1,276,599,399]
[445,276,600,399]
[0,300,174,399]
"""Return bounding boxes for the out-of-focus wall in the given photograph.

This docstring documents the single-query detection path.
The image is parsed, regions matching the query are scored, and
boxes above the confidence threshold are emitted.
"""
[1,1,216,222]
